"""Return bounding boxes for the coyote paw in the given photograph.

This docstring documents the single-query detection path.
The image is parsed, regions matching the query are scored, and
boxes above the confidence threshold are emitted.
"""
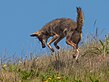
[56,45,60,49]
[42,45,46,48]
[73,53,79,60]
[73,55,76,58]
[54,43,60,49]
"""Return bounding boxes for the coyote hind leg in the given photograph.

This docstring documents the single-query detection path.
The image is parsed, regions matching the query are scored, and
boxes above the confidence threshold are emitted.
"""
[47,34,59,52]
[54,36,64,49]
[75,48,79,60]
[66,39,79,60]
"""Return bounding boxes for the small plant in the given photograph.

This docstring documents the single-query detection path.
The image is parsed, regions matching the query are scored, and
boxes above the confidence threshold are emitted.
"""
[19,69,37,81]
[0,77,3,82]
[89,76,99,82]
[99,35,109,56]
[85,35,109,56]
[19,70,31,80]
[8,64,17,72]
[2,64,7,71]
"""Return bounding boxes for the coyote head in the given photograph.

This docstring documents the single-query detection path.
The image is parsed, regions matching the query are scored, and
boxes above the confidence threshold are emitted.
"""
[30,32,46,48]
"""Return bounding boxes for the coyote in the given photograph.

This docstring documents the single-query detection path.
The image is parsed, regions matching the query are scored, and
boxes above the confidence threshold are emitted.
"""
[31,7,84,59]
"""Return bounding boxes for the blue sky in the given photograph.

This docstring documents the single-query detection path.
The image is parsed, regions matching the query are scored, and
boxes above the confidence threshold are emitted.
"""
[0,0,109,57]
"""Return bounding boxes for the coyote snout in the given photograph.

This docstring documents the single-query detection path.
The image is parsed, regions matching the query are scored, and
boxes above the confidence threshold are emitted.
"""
[31,7,84,59]
[30,32,46,48]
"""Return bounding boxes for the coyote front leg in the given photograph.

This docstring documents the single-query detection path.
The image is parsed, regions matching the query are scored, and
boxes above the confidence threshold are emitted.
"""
[54,36,65,49]
[47,34,59,52]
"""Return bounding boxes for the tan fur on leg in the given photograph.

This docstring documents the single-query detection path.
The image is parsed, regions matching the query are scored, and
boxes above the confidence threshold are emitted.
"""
[47,34,59,52]
[75,48,79,60]
[66,39,80,60]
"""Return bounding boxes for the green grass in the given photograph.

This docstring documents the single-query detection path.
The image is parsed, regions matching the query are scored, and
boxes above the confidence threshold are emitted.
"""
[0,36,109,82]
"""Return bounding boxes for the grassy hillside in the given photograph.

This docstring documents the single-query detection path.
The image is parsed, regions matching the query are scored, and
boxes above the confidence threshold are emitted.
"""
[0,36,109,82]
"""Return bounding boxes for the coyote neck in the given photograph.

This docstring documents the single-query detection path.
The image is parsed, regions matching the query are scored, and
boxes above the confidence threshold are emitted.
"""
[76,7,84,33]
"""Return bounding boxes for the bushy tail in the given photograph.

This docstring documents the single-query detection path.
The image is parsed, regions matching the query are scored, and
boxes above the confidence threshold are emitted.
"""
[76,7,84,33]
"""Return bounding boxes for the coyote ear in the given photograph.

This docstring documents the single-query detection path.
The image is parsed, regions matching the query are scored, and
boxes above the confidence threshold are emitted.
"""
[76,7,79,10]
[77,7,79,13]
